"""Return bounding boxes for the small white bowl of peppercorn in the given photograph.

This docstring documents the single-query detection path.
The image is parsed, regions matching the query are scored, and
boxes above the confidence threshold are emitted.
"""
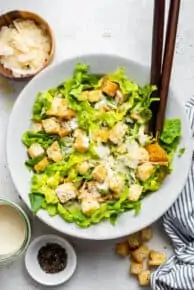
[25,234,77,286]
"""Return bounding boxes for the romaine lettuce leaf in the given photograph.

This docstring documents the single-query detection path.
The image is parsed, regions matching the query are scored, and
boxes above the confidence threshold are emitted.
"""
[29,193,45,213]
[22,131,59,149]
[32,92,53,121]
[160,118,181,145]
[105,67,139,94]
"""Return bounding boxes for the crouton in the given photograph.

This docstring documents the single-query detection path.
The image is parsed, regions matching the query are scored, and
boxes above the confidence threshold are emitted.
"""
[46,97,75,120]
[127,233,141,250]
[136,162,154,181]
[109,175,124,197]
[115,241,130,257]
[128,184,143,202]
[34,157,49,172]
[128,147,150,163]
[140,227,153,242]
[101,78,118,97]
[88,90,102,103]
[59,108,75,120]
[81,197,100,216]
[92,164,107,183]
[146,143,168,163]
[46,141,62,162]
[42,118,60,135]
[28,143,44,158]
[76,161,90,175]
[73,133,89,153]
[148,250,166,267]
[31,122,43,132]
[59,127,70,137]
[138,270,151,286]
[80,91,90,101]
[55,182,77,203]
[130,261,143,275]
[92,129,110,143]
[131,245,149,263]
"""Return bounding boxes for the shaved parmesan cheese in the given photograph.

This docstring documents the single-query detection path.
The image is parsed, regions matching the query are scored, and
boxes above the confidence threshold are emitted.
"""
[94,144,110,159]
[0,19,51,77]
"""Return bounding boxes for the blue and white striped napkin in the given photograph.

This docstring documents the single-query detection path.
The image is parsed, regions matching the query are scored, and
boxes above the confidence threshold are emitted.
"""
[151,97,194,290]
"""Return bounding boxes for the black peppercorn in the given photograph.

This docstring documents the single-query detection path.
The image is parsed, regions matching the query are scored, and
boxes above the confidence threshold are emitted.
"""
[37,243,67,274]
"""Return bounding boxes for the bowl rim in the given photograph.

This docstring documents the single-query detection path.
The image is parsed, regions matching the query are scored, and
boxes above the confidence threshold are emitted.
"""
[0,9,55,80]
[6,53,193,240]
[0,198,31,261]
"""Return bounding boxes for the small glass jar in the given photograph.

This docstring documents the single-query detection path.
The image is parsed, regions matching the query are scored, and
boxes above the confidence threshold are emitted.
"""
[0,198,31,266]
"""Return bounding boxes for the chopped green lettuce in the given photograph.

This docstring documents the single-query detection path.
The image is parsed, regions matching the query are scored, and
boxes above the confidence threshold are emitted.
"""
[178,147,186,157]
[22,131,59,149]
[160,118,181,145]
[32,92,53,121]
[29,193,45,213]
[159,118,182,156]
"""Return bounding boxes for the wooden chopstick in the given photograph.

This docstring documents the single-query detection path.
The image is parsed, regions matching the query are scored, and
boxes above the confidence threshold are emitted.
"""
[150,0,165,86]
[155,0,181,139]
[149,0,166,133]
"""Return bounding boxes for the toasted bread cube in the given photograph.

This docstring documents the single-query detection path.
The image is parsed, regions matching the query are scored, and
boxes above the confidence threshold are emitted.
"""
[31,122,43,132]
[47,141,62,162]
[115,241,130,257]
[46,97,75,119]
[55,182,77,203]
[101,79,118,97]
[130,261,143,275]
[88,90,102,103]
[76,161,90,175]
[146,143,168,163]
[136,162,154,181]
[138,270,151,286]
[92,129,110,143]
[148,250,166,267]
[34,157,49,172]
[59,127,70,137]
[109,122,127,144]
[81,198,100,216]
[128,147,149,162]
[28,143,44,158]
[92,164,107,183]
[59,108,75,120]
[46,97,64,116]
[140,227,153,242]
[109,175,124,196]
[80,91,90,101]
[127,233,141,250]
[42,118,60,135]
[74,134,89,153]
[131,245,149,263]
[128,184,143,202]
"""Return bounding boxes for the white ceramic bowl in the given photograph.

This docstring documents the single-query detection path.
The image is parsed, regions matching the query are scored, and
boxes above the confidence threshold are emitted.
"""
[6,54,193,240]
[25,235,77,286]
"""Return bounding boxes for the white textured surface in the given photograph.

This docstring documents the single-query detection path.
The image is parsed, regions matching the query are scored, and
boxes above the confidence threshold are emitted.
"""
[0,0,194,289]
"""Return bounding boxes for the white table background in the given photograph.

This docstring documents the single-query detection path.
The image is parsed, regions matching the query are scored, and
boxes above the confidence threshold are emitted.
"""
[0,0,194,289]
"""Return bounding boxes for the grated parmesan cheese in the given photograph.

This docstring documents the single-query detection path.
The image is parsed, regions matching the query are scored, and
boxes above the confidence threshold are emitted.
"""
[0,19,51,77]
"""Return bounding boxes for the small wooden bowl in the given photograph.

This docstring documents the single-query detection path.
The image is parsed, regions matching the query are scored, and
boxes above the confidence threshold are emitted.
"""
[0,10,55,80]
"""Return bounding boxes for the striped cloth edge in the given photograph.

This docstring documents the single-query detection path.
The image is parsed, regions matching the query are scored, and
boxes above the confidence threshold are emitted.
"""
[151,97,194,290]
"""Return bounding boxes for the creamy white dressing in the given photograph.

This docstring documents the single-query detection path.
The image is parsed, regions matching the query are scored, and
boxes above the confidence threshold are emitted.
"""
[0,205,26,256]
[82,136,89,148]
[68,118,78,130]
